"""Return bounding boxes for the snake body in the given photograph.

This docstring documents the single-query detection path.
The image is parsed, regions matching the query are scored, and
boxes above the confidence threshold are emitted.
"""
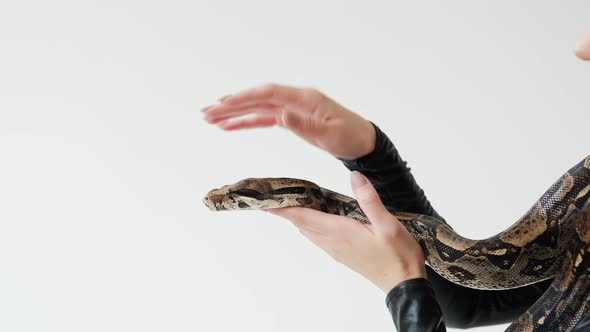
[204,155,590,331]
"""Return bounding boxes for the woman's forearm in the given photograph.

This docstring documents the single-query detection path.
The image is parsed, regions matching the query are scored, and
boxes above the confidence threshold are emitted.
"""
[340,122,556,328]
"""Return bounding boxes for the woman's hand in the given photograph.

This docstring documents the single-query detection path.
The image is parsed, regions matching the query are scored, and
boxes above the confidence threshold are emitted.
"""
[574,30,590,60]
[269,171,426,293]
[202,84,376,160]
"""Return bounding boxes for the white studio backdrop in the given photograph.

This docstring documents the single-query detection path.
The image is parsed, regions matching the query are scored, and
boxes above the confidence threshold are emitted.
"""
[1,1,589,331]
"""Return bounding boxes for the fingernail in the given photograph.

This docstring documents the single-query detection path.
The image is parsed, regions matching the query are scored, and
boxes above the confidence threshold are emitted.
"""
[218,94,232,102]
[351,171,368,187]
[201,104,216,112]
[218,120,229,127]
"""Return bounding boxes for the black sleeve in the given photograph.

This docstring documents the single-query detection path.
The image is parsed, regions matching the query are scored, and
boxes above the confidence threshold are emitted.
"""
[341,123,447,225]
[386,278,446,332]
[340,122,556,329]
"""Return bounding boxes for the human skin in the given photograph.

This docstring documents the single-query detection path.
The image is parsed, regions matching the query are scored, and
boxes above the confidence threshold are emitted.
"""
[269,171,427,293]
[574,30,590,60]
[202,84,376,160]
[202,29,590,293]
[202,84,426,293]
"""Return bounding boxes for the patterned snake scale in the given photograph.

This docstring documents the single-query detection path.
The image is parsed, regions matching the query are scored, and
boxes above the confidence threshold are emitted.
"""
[204,155,590,331]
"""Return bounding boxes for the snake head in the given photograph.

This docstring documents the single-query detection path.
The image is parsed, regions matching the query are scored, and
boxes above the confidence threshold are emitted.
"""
[203,178,275,211]
[203,188,230,211]
[204,177,323,211]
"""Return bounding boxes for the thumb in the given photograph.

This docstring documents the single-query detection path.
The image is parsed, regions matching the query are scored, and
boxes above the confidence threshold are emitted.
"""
[350,171,392,230]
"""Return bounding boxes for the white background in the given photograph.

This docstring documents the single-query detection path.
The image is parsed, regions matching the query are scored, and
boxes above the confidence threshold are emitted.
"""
[1,1,589,331]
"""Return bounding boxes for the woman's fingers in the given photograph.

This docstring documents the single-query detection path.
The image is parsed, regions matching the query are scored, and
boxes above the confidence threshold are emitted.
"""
[574,30,590,60]
[350,171,397,233]
[296,228,341,259]
[219,114,278,131]
[218,84,321,111]
[268,207,341,234]
[220,84,301,106]
[204,103,279,124]
[297,225,326,238]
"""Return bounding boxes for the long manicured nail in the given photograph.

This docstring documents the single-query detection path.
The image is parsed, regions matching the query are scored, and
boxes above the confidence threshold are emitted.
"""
[351,171,368,187]
[218,94,232,102]
[201,104,215,112]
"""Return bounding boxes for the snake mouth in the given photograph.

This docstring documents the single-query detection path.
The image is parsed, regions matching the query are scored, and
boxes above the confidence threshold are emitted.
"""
[203,189,228,211]
[202,195,215,210]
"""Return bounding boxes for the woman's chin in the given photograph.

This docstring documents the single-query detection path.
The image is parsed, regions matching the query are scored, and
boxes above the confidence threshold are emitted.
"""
[574,31,590,60]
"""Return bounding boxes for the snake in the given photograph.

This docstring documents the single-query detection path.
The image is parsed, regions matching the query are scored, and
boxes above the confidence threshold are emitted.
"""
[203,155,590,331]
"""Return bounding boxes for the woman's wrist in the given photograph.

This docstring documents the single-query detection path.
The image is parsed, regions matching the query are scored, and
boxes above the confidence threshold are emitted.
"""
[349,119,377,160]
[357,119,377,159]
[375,266,427,294]
[338,118,377,160]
